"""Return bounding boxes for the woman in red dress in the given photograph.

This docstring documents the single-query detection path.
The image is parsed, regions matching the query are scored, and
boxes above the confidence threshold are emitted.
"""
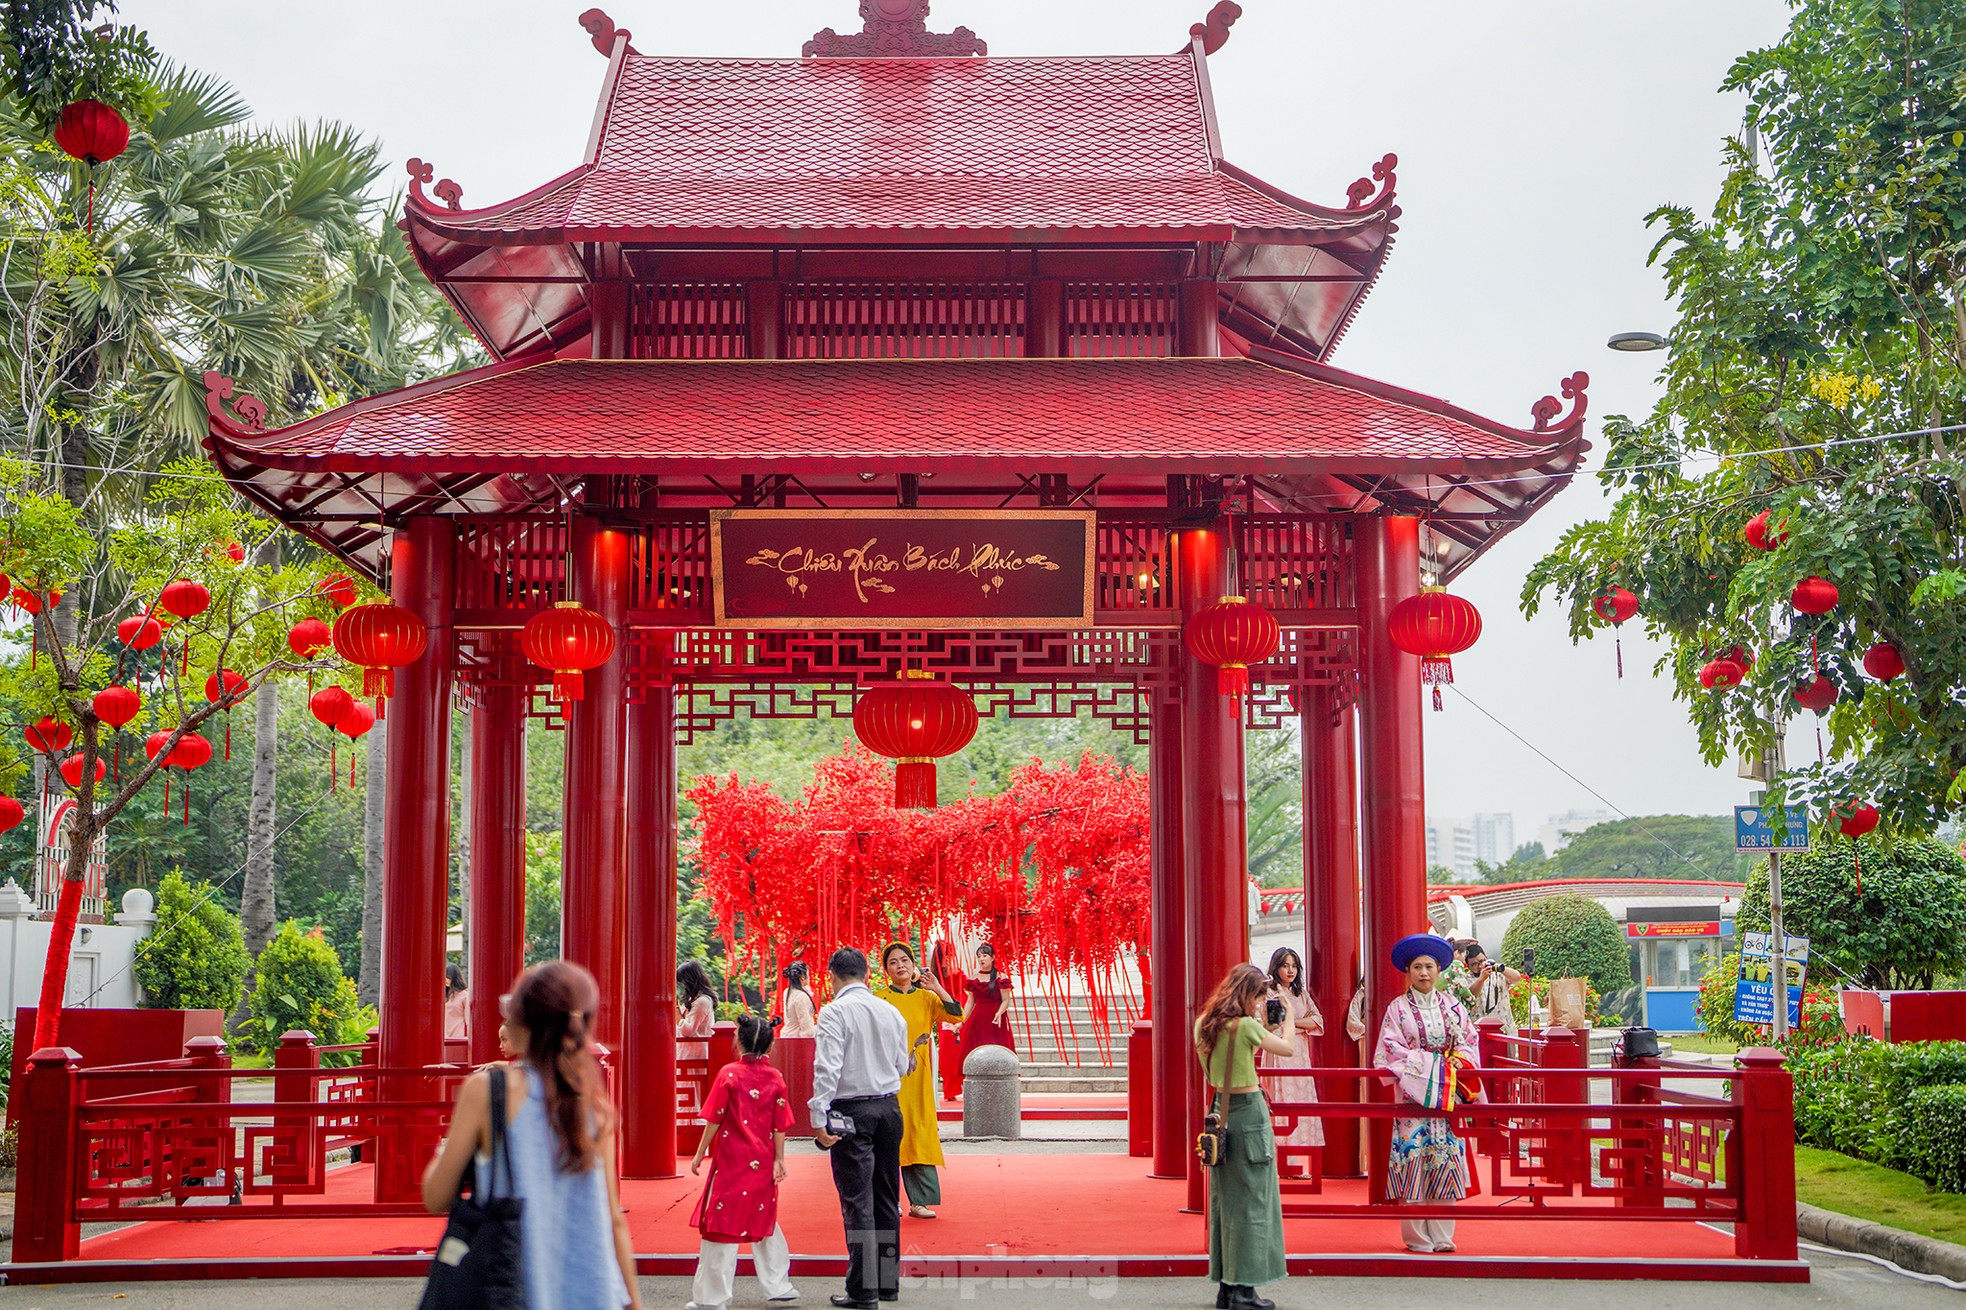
[952,942,1015,1098]
[687,1014,799,1310]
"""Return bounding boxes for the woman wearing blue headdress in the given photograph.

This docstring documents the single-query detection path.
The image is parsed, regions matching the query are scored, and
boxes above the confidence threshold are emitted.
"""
[1373,933,1480,1254]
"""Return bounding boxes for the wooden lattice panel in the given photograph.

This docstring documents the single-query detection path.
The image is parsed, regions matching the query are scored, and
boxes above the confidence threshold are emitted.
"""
[1068,282,1176,358]
[629,283,747,359]
[784,281,1024,358]
[1238,514,1355,610]
[453,516,566,610]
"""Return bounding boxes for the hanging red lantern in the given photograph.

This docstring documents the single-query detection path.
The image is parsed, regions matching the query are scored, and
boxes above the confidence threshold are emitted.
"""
[143,731,171,763]
[1386,588,1484,711]
[58,754,104,789]
[117,613,164,650]
[520,602,617,703]
[1698,658,1745,690]
[52,99,130,166]
[1719,644,1756,673]
[93,684,141,728]
[1862,642,1905,682]
[159,578,211,621]
[332,603,428,717]
[288,616,332,659]
[1744,511,1787,551]
[1793,676,1839,713]
[25,718,72,754]
[166,733,213,825]
[0,796,23,834]
[309,685,354,730]
[13,585,43,615]
[1833,801,1880,838]
[222,541,247,564]
[1590,586,1639,679]
[335,700,376,789]
[1792,576,1839,615]
[316,574,359,608]
[851,670,979,808]
[1183,595,1282,712]
[203,669,250,759]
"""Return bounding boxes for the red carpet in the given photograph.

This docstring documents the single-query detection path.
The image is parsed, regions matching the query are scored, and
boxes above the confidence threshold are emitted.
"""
[48,1152,1803,1282]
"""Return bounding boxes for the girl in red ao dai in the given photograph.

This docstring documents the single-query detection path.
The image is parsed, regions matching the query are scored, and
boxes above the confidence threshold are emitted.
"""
[687,1014,800,1310]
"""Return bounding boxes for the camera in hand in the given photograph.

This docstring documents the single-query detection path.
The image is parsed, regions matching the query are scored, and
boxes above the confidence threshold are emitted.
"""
[1265,997,1286,1025]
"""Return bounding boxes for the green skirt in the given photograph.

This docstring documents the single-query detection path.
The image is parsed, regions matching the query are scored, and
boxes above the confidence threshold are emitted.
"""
[1207,1092,1288,1287]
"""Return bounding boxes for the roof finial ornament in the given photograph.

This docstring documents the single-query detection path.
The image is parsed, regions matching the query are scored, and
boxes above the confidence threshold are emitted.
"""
[1345,153,1398,211]
[406,158,463,211]
[578,8,634,57]
[1190,2,1242,56]
[1531,372,1591,433]
[203,371,267,434]
[805,0,986,58]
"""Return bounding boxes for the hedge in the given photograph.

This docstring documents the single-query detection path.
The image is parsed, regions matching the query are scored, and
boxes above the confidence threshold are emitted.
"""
[1790,1038,1966,1192]
[1906,1085,1966,1195]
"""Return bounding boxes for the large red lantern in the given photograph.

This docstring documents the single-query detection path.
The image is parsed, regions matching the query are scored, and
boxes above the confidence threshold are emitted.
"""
[1591,586,1639,678]
[1744,511,1787,551]
[1386,588,1484,711]
[1833,801,1879,838]
[1183,595,1281,712]
[1698,658,1745,690]
[0,796,23,834]
[1793,676,1839,713]
[93,684,141,728]
[1792,576,1839,615]
[117,614,163,650]
[520,602,617,703]
[58,754,104,789]
[159,578,211,621]
[336,700,377,788]
[1862,642,1905,682]
[309,685,354,730]
[316,574,358,608]
[331,603,428,717]
[25,718,72,754]
[288,617,332,659]
[52,99,130,166]
[166,732,213,825]
[852,670,979,809]
[204,668,250,759]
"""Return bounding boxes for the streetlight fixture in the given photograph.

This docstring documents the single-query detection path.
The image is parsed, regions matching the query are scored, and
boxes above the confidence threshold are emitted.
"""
[1606,330,1669,353]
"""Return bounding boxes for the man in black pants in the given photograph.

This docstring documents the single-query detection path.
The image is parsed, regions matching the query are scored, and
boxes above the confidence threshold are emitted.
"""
[810,946,910,1308]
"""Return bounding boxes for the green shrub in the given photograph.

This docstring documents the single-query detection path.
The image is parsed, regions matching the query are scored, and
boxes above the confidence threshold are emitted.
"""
[132,869,250,1013]
[244,922,369,1057]
[1499,895,1633,993]
[1870,1042,1966,1172]
[1737,839,1966,990]
[1789,1039,1888,1157]
[0,1124,15,1170]
[1904,1084,1966,1194]
[1694,952,1844,1048]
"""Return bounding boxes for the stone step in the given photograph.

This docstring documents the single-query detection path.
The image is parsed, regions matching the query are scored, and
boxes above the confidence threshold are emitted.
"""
[1016,1074,1129,1095]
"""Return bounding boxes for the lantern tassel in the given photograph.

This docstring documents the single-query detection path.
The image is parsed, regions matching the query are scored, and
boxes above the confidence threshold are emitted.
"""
[350,750,357,789]
[1421,656,1454,713]
[330,743,338,792]
[1216,664,1249,713]
[223,722,231,761]
[555,670,585,702]
[1854,846,1863,894]
[162,775,170,814]
[183,784,190,826]
[1615,631,1624,680]
[895,759,937,809]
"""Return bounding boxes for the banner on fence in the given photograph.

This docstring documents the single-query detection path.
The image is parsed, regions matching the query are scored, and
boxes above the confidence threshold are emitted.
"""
[1732,930,1809,1026]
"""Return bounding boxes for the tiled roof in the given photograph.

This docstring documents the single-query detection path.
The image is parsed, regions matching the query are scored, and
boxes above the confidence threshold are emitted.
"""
[208,356,1571,475]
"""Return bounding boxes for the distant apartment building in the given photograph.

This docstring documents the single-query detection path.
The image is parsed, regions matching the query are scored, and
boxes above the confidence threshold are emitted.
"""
[1538,808,1615,854]
[1427,812,1516,880]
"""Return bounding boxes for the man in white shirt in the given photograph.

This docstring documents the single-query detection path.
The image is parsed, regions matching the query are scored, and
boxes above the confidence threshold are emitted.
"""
[810,946,910,1309]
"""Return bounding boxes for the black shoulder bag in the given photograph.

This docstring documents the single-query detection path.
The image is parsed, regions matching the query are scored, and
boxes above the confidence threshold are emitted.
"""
[419,1067,528,1309]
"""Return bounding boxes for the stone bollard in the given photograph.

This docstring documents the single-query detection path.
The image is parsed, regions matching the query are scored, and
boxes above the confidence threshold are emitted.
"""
[962,1044,1022,1141]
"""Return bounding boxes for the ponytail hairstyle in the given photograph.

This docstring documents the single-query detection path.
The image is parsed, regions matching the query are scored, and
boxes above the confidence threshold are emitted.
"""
[783,961,809,994]
[509,960,614,1173]
[736,1012,775,1057]
[1194,963,1268,1060]
[678,960,714,1008]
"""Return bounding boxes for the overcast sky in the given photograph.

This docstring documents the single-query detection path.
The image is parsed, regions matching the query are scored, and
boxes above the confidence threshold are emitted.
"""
[127,0,1794,839]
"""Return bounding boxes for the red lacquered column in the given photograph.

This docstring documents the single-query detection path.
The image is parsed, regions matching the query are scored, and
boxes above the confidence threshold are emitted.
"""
[468,682,527,1064]
[1304,683,1364,1176]
[1178,520,1246,1213]
[622,681,679,1177]
[1354,514,1424,1202]
[1148,686,1187,1178]
[381,515,455,1075]
[562,515,630,1048]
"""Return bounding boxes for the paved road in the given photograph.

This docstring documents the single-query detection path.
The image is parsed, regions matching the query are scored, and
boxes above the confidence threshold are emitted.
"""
[1,1249,1956,1309]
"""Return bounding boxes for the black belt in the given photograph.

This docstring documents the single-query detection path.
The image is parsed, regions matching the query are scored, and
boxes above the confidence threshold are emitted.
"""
[832,1093,898,1105]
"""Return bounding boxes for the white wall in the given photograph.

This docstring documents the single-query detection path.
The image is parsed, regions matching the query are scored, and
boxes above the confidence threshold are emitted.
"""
[0,880,153,1021]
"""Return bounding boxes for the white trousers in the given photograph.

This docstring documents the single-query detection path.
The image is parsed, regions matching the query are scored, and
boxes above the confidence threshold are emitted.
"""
[1400,1217,1457,1252]
[690,1224,796,1308]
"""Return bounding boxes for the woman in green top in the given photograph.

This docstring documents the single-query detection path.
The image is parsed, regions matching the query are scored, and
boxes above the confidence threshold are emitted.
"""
[1194,963,1296,1310]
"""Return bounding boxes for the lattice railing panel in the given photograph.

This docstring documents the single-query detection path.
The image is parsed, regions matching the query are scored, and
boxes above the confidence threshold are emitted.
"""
[1068,282,1177,358]
[453,516,566,610]
[784,281,1024,359]
[1238,515,1354,610]
[643,627,1183,685]
[629,283,746,359]
[629,515,713,610]
[1096,516,1178,614]
[677,678,1156,744]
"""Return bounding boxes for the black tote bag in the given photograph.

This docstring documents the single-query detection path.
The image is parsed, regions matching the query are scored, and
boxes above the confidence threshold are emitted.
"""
[418,1067,528,1309]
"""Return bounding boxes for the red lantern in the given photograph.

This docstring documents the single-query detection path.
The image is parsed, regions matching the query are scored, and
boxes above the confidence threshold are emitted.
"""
[222,541,247,564]
[1590,586,1639,678]
[0,796,23,834]
[1385,588,1484,711]
[143,731,171,763]
[1833,801,1880,838]
[335,700,376,788]
[1719,644,1756,673]
[13,586,43,615]
[332,603,428,716]
[1183,596,1282,711]
[310,685,354,729]
[288,616,332,659]
[316,574,358,608]
[25,718,72,754]
[520,602,617,703]
[117,613,164,650]
[93,684,141,728]
[204,668,250,759]
[166,732,213,825]
[58,754,104,789]
[1744,511,1787,551]
[1698,658,1745,690]
[1862,642,1905,682]
[52,99,130,166]
[851,671,980,808]
[1793,676,1839,713]
[1792,576,1839,615]
[159,578,211,620]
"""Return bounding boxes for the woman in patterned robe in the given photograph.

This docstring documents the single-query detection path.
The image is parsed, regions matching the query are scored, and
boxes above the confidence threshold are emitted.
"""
[1372,933,1479,1254]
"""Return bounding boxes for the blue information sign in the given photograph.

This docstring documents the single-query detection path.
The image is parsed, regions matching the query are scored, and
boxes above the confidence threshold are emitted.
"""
[1733,805,1810,853]
[1732,931,1809,1027]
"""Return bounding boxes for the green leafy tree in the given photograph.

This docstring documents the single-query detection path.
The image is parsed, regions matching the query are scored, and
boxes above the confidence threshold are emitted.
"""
[132,867,248,1012]
[1477,841,1556,885]
[1498,894,1633,993]
[1550,815,1747,881]
[244,920,369,1055]
[523,829,562,966]
[1523,0,1966,833]
[1736,838,1966,989]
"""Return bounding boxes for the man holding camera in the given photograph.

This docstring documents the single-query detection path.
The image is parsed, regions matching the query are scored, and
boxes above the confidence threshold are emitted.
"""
[810,946,911,1309]
[1459,943,1522,1034]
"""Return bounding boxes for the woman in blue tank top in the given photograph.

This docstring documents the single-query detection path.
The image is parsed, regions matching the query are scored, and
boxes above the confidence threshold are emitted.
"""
[423,960,642,1310]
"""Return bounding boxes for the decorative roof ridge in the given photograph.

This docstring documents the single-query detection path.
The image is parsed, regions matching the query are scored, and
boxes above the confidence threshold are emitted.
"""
[1241,343,1593,451]
[402,162,588,233]
[1186,2,1243,56]
[1215,156,1400,227]
[205,353,559,445]
[804,0,985,58]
